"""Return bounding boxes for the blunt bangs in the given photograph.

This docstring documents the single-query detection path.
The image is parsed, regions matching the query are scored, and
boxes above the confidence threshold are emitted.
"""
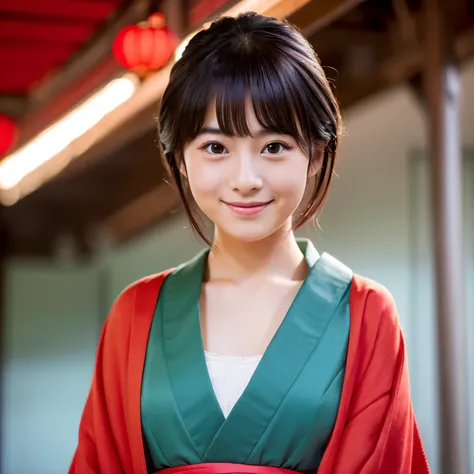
[160,16,338,157]
[178,57,314,153]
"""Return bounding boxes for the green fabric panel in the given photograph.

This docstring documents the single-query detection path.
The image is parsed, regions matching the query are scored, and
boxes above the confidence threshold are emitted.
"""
[141,240,352,472]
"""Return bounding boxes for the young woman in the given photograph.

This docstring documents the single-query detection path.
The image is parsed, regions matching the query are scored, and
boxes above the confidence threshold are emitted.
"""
[70,12,430,474]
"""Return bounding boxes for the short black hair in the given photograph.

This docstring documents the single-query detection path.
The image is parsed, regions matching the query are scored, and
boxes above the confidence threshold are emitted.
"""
[159,12,342,244]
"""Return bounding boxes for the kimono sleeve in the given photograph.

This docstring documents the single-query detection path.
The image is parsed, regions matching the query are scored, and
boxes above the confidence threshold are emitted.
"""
[330,285,430,474]
[69,283,138,474]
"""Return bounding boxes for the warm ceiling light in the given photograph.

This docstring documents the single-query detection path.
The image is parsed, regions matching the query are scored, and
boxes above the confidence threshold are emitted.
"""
[0,74,139,192]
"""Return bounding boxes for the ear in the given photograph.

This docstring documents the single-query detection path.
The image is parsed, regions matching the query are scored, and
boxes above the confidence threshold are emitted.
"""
[308,146,324,178]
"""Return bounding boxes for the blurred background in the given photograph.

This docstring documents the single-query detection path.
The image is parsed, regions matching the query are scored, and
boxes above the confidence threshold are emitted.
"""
[0,0,472,473]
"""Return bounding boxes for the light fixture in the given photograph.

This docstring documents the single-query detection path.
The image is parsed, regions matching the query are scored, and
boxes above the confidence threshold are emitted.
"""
[0,74,139,193]
[113,13,178,77]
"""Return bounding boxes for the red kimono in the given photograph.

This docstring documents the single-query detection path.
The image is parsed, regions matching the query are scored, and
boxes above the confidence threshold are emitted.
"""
[69,270,430,474]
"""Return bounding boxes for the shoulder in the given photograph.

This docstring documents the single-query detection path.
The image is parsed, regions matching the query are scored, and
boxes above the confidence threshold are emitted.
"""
[350,274,397,314]
[116,269,173,307]
[349,274,402,354]
[104,269,174,334]
[124,270,174,298]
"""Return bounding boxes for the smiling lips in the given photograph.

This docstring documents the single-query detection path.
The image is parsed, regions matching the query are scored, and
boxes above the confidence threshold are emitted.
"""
[222,200,273,216]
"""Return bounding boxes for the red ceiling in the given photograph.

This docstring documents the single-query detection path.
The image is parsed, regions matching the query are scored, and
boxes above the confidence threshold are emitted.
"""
[0,0,128,95]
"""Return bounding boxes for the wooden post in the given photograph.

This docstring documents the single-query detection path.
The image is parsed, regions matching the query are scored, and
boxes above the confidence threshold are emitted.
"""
[423,0,470,472]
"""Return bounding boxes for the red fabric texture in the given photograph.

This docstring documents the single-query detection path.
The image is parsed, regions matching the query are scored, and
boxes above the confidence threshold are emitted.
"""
[159,463,298,474]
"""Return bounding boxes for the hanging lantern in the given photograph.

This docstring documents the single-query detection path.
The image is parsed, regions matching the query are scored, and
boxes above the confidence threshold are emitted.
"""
[0,114,17,157]
[112,13,178,77]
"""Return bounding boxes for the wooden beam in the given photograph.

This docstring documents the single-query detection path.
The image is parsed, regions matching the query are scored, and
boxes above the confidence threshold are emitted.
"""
[0,95,30,119]
[451,0,473,30]
[407,73,425,107]
[335,26,474,108]
[423,0,470,473]
[287,0,367,37]
[391,0,418,48]
[253,0,312,20]
[315,25,385,44]
[455,27,474,59]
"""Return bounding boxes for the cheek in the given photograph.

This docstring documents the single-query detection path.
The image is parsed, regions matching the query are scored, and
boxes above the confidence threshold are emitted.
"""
[268,161,308,200]
[185,159,222,198]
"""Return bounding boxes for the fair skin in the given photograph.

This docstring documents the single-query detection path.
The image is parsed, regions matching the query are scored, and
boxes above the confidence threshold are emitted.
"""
[182,101,322,356]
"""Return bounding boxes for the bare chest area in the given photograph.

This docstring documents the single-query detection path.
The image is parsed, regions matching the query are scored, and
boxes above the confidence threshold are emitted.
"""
[199,279,303,356]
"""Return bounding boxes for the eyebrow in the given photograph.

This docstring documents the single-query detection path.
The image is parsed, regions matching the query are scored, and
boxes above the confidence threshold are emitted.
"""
[196,126,289,138]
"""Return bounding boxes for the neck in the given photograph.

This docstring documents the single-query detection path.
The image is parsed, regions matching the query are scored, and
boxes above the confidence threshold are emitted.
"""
[207,223,307,283]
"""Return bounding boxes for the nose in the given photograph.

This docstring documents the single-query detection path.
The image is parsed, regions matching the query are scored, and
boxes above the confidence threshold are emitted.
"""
[230,155,263,194]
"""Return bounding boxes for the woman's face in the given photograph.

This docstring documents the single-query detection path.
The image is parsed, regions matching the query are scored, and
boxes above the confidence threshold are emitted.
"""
[182,102,316,243]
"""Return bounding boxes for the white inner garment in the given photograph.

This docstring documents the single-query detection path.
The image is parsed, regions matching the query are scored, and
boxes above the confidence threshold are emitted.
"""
[204,350,263,418]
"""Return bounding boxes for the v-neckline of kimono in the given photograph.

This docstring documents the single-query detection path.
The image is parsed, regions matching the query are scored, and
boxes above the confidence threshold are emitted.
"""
[161,239,328,461]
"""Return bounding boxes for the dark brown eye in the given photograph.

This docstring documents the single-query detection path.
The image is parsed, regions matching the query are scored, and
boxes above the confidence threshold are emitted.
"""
[264,142,285,154]
[206,143,227,154]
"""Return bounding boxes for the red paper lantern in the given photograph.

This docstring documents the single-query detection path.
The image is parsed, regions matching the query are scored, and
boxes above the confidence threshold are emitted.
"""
[0,114,17,156]
[113,13,178,76]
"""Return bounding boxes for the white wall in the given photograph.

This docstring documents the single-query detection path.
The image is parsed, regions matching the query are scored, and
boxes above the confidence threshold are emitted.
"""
[100,214,205,310]
[2,59,473,474]
[1,264,101,474]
